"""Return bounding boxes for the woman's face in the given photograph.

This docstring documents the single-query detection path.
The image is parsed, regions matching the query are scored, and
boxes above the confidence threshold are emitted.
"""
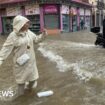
[20,21,30,32]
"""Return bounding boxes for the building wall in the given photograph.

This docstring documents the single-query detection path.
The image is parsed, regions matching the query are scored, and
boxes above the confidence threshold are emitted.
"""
[0,16,2,33]
[89,0,105,27]
[0,1,92,35]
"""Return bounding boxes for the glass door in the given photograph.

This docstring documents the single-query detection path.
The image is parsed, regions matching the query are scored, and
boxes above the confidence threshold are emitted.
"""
[62,14,69,32]
[72,15,77,32]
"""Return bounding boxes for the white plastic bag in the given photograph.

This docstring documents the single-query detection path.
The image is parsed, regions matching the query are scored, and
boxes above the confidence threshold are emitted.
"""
[16,54,30,65]
[37,90,54,97]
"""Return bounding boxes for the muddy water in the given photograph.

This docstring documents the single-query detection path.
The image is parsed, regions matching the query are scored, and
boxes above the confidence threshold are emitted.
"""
[0,31,105,105]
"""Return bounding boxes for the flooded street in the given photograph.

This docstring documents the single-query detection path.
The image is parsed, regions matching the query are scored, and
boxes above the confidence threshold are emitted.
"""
[0,30,105,105]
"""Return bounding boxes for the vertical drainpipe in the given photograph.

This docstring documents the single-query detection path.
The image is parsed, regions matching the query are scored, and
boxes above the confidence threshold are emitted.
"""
[40,5,44,31]
[60,4,63,32]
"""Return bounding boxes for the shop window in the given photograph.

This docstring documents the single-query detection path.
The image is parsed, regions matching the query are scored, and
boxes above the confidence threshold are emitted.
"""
[27,15,40,33]
[85,16,91,29]
[2,17,14,34]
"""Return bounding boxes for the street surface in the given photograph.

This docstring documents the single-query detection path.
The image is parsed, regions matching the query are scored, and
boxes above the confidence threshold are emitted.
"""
[0,30,105,105]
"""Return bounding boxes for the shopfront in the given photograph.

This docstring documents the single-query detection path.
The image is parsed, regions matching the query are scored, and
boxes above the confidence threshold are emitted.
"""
[71,7,78,32]
[61,5,70,32]
[2,6,23,34]
[79,8,85,30]
[25,4,40,33]
[43,4,60,34]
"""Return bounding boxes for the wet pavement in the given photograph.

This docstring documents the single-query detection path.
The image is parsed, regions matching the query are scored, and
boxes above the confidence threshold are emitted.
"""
[0,30,105,105]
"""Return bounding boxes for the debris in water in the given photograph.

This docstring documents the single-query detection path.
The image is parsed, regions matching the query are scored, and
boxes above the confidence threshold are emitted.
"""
[37,90,54,97]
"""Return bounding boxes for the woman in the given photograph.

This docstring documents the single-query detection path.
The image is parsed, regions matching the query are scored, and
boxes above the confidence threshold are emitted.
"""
[0,15,47,97]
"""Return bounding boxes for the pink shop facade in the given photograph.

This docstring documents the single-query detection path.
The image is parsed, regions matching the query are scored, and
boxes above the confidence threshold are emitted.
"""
[0,1,92,34]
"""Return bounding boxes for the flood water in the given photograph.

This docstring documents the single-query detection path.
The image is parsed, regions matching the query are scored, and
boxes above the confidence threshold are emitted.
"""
[0,30,105,105]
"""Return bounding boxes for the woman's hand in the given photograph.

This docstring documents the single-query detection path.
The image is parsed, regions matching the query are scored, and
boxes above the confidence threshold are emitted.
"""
[42,29,48,36]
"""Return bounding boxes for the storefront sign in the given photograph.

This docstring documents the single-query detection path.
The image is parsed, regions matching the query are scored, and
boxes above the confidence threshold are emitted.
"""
[25,4,40,15]
[61,5,69,14]
[79,8,84,15]
[44,5,58,14]
[6,7,22,16]
[70,7,77,15]
[85,9,91,15]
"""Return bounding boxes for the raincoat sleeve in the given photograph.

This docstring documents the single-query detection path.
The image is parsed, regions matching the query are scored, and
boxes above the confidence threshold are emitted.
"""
[0,34,14,65]
[31,32,45,43]
[34,34,44,43]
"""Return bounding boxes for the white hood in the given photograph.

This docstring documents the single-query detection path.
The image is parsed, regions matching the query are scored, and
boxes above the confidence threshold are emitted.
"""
[13,15,29,33]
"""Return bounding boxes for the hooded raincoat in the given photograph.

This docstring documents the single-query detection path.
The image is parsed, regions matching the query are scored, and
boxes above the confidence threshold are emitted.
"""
[0,15,44,84]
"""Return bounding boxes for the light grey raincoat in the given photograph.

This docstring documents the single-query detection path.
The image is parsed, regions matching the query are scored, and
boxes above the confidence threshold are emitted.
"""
[0,15,44,84]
